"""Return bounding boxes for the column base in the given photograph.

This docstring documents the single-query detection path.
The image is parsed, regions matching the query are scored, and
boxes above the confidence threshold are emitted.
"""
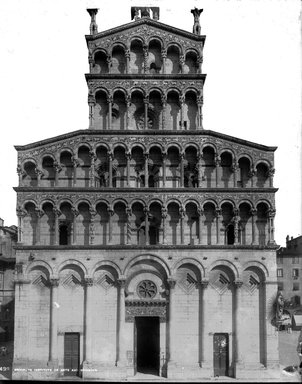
[82,361,132,380]
[235,362,281,380]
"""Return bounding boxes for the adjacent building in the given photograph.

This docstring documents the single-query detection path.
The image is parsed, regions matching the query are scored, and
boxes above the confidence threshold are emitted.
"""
[277,235,302,330]
[0,218,17,342]
[12,7,280,380]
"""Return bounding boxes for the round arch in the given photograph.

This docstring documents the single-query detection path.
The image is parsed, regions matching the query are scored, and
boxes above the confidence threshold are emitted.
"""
[123,253,171,278]
[172,257,205,278]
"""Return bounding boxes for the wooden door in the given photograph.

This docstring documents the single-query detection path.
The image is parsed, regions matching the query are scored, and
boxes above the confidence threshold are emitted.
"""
[213,333,229,377]
[64,333,80,376]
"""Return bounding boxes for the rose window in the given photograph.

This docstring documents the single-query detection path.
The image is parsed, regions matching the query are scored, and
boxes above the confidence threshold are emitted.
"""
[137,280,157,299]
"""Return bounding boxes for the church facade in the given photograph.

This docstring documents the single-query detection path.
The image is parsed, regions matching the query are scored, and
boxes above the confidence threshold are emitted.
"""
[12,7,280,380]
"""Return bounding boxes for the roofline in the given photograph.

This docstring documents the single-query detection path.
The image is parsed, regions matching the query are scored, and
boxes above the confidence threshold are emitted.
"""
[85,74,206,81]
[85,17,206,44]
[14,129,277,152]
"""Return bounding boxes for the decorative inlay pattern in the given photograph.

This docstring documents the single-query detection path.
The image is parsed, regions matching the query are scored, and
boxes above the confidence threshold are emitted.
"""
[125,300,167,322]
[137,280,157,299]
[210,273,230,295]
[61,273,82,288]
[32,275,48,288]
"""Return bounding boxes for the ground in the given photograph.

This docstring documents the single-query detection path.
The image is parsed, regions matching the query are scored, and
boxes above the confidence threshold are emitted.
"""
[0,332,301,381]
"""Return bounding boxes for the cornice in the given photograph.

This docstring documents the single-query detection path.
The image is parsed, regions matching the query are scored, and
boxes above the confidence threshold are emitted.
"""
[14,129,277,152]
[85,73,206,81]
[85,17,206,43]
[14,187,278,193]
[14,244,279,251]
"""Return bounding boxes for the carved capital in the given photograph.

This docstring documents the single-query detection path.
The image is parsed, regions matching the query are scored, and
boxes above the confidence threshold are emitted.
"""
[85,277,94,287]
[53,208,62,217]
[161,49,167,58]
[35,208,44,218]
[234,279,243,288]
[250,208,257,216]
[125,49,130,59]
[215,208,221,218]
[50,278,60,287]
[53,161,62,172]
[267,167,275,178]
[199,280,209,289]
[107,207,114,216]
[71,207,79,217]
[72,157,80,168]
[126,207,132,217]
[89,208,97,218]
[167,278,176,289]
[268,209,276,219]
[16,207,27,218]
[197,208,204,217]
[161,207,168,219]
[117,278,126,288]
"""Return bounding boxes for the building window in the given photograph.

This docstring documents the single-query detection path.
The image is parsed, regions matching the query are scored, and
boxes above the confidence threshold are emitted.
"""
[277,269,283,278]
[292,256,299,264]
[292,269,299,279]
[277,257,283,264]
[293,283,300,291]
[278,282,284,291]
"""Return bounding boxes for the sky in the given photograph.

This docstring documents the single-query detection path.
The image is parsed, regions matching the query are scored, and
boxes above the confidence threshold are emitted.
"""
[0,0,300,246]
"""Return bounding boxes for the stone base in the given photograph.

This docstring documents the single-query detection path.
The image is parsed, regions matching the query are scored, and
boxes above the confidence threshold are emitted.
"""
[12,359,59,380]
[235,362,281,380]
[82,361,133,380]
[167,362,208,379]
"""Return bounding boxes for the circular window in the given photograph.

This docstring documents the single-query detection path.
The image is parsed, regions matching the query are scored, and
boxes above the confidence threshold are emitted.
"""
[137,280,157,299]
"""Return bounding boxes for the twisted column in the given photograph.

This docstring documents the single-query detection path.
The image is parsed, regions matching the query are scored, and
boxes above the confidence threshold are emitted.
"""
[161,94,167,130]
[161,206,167,245]
[89,150,96,187]
[16,207,27,243]
[126,207,132,245]
[180,207,185,245]
[180,153,185,187]
[162,152,167,187]
[179,94,185,129]
[89,209,97,245]
[125,49,130,74]
[161,49,167,74]
[233,209,239,245]
[88,93,96,129]
[197,95,203,129]
[108,208,114,244]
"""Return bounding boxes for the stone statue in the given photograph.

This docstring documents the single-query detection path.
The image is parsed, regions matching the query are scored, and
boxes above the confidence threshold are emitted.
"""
[191,7,203,35]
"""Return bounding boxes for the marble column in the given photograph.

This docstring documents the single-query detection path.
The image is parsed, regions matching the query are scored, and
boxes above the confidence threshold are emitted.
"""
[161,49,167,74]
[215,156,221,188]
[126,152,131,187]
[233,209,239,245]
[108,208,114,244]
[117,278,127,365]
[107,95,113,130]
[126,94,131,130]
[125,49,130,74]
[109,152,113,188]
[267,209,276,245]
[35,167,43,187]
[16,207,26,243]
[198,280,209,367]
[162,153,167,188]
[53,161,61,187]
[197,208,204,244]
[180,153,184,187]
[179,55,185,74]
[89,150,96,187]
[53,208,61,246]
[144,207,150,245]
[234,280,243,366]
[215,208,222,245]
[168,278,177,363]
[126,208,132,245]
[144,153,149,187]
[72,157,79,187]
[71,207,79,245]
[179,94,185,130]
[161,94,167,130]
[250,208,257,245]
[197,95,203,129]
[144,96,149,130]
[179,207,185,245]
[143,46,148,74]
[48,277,59,364]
[161,207,167,245]
[88,94,96,129]
[197,155,203,187]
[84,277,94,363]
[89,209,96,245]
[268,167,275,188]
[35,208,44,245]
